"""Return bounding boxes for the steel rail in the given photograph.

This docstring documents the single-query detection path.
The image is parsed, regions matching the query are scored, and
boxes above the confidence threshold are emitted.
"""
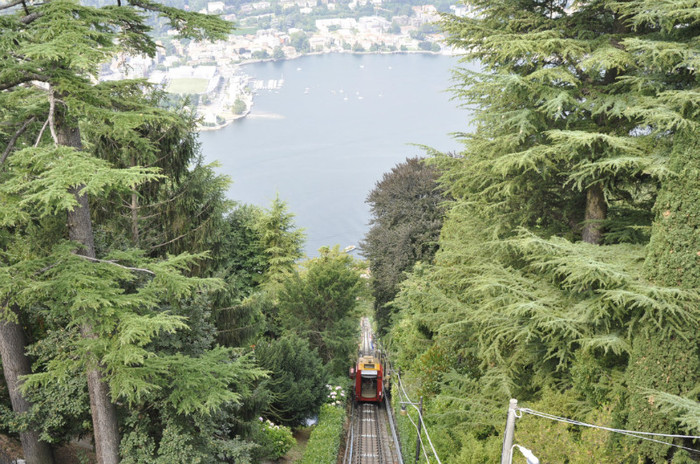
[384,394,404,464]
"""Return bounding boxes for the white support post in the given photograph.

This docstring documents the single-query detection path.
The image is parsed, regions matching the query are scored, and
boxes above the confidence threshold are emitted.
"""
[500,399,518,464]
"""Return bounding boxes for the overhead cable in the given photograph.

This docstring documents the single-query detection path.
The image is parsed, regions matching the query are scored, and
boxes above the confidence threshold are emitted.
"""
[405,410,431,463]
[395,369,444,464]
[518,408,700,455]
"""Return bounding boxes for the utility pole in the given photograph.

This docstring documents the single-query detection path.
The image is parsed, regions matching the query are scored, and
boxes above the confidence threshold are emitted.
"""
[500,399,518,464]
[414,396,423,464]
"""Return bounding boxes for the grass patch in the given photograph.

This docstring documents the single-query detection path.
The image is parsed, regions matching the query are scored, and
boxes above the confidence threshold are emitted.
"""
[167,78,209,94]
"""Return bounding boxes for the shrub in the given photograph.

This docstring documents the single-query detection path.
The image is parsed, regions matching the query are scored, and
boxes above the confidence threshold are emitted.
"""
[299,404,346,464]
[256,419,295,461]
[324,384,347,407]
[254,336,327,427]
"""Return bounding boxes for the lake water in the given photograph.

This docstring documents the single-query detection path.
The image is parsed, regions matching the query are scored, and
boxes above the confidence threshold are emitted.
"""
[199,53,473,256]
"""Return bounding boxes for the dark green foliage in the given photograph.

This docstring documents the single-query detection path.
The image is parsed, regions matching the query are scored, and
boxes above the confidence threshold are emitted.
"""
[438,0,672,243]
[625,333,700,462]
[383,1,700,462]
[252,419,295,461]
[361,157,446,334]
[644,131,700,289]
[254,336,327,427]
[211,206,269,347]
[624,130,700,462]
[2,329,92,444]
[0,2,280,460]
[119,408,257,464]
[256,196,305,288]
[279,247,363,376]
[214,198,305,342]
[298,404,346,464]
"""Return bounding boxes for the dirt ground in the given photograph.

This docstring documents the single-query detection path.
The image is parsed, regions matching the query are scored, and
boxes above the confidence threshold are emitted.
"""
[3,428,313,464]
[0,435,96,464]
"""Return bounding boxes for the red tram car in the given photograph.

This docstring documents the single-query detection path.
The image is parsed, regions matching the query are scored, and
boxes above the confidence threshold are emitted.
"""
[350,354,387,403]
[350,318,391,403]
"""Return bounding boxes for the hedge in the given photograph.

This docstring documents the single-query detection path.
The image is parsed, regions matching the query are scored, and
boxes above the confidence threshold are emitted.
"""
[299,404,346,464]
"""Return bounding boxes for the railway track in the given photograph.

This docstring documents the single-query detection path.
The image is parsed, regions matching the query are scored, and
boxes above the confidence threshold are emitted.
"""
[344,317,402,464]
[344,399,402,464]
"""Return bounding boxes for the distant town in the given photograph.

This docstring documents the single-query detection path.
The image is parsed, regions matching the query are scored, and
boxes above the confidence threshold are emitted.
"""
[100,0,470,130]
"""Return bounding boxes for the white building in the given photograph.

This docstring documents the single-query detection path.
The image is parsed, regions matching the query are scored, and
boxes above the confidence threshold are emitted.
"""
[316,18,358,32]
[358,16,390,33]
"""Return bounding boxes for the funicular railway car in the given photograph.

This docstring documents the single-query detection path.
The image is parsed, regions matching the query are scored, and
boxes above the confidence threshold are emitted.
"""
[350,319,389,403]
[351,354,386,403]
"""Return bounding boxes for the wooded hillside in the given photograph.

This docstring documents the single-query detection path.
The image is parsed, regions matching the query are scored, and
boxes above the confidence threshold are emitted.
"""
[369,1,700,462]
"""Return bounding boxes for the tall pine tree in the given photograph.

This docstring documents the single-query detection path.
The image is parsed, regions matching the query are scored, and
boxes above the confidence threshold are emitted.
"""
[0,1,235,463]
[386,1,699,462]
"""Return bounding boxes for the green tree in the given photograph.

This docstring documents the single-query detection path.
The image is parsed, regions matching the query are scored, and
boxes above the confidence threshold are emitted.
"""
[0,1,235,462]
[272,45,286,60]
[229,197,304,340]
[254,336,327,427]
[232,97,247,115]
[625,129,700,462]
[211,206,268,347]
[361,157,446,334]
[418,40,433,51]
[279,247,363,376]
[252,49,270,60]
[440,0,665,245]
[255,195,305,288]
[385,1,699,462]
[290,31,310,52]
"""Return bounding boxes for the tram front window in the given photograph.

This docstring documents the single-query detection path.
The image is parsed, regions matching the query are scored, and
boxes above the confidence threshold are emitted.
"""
[361,375,377,398]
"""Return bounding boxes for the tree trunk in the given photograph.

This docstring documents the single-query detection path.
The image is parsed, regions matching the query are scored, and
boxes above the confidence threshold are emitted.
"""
[130,155,139,246]
[581,183,607,244]
[131,191,139,246]
[58,119,121,464]
[0,305,56,464]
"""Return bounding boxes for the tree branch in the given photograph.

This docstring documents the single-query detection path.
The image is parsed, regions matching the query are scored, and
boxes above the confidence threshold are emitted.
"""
[34,118,49,147]
[0,0,23,11]
[47,88,59,145]
[0,72,51,92]
[0,116,35,167]
[149,220,209,250]
[74,255,156,275]
[20,11,42,25]
[0,77,33,92]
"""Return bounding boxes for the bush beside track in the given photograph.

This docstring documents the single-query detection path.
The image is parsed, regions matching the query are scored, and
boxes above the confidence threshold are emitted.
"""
[299,404,346,464]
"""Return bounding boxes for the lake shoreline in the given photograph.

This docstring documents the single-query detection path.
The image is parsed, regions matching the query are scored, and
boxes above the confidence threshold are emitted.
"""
[196,49,450,132]
[198,53,469,256]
